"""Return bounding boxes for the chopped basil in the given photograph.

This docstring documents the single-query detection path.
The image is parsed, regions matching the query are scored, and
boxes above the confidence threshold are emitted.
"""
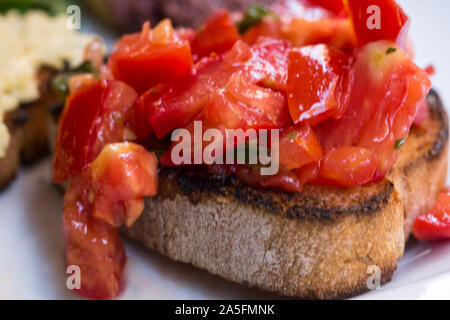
[51,60,97,98]
[386,47,397,55]
[394,137,406,150]
[236,4,275,34]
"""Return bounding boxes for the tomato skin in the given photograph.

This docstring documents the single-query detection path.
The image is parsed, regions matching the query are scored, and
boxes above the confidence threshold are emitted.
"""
[413,188,450,241]
[53,80,138,183]
[63,143,158,300]
[286,44,349,126]
[346,0,409,47]
[278,124,322,171]
[191,9,240,60]
[91,143,158,227]
[108,21,193,94]
[319,146,379,187]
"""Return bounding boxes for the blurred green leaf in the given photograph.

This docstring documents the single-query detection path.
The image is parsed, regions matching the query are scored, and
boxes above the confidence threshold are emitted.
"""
[236,4,276,34]
[0,0,72,15]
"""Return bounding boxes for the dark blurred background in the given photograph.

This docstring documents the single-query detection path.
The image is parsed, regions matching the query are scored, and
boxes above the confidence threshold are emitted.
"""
[83,0,276,32]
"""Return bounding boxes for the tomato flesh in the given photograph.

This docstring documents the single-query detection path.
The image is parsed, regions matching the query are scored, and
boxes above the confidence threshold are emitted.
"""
[63,143,158,299]
[278,124,322,171]
[318,146,378,187]
[191,9,240,60]
[53,80,138,183]
[346,0,409,47]
[413,188,450,241]
[287,44,349,126]
[108,21,193,94]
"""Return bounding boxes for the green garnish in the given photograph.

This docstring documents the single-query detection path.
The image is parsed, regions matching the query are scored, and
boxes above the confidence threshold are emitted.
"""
[51,60,97,98]
[0,0,70,15]
[286,131,298,141]
[394,137,406,150]
[386,47,397,55]
[236,4,276,34]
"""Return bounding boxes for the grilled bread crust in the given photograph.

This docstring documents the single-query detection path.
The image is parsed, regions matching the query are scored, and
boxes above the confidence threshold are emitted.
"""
[125,90,448,299]
[0,68,59,190]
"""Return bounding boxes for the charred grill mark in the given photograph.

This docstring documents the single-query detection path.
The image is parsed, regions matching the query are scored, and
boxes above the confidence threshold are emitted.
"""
[426,89,449,161]
[161,167,394,221]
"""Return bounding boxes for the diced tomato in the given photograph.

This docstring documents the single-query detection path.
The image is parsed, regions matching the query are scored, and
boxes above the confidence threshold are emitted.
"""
[260,171,303,192]
[413,188,450,241]
[53,80,138,183]
[316,41,431,179]
[63,142,158,300]
[90,143,158,227]
[308,0,346,16]
[63,177,126,300]
[277,124,322,171]
[203,72,291,130]
[295,162,320,186]
[286,44,349,126]
[191,10,240,60]
[319,146,379,187]
[108,20,193,94]
[148,39,291,139]
[346,0,409,47]
[148,41,251,139]
[242,18,283,45]
[424,65,435,76]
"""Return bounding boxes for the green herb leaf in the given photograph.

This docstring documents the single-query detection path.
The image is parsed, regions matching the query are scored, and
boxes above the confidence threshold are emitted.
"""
[0,0,71,15]
[394,137,406,150]
[236,4,275,34]
[386,47,397,55]
[51,60,97,98]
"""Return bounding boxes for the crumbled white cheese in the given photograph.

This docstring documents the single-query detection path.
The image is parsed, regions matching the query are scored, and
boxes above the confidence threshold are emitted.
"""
[0,10,96,158]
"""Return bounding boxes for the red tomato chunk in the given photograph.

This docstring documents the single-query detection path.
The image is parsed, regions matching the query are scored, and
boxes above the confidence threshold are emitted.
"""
[414,188,450,241]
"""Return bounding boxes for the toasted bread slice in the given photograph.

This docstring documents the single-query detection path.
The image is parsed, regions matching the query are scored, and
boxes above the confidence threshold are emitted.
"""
[124,90,448,299]
[0,68,59,190]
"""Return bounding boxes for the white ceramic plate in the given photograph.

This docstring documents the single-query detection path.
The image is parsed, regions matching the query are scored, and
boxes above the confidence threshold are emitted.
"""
[0,0,449,300]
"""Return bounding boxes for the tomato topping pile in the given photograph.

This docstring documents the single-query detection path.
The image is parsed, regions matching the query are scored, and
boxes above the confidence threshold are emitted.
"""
[414,188,450,241]
[108,20,193,94]
[63,143,158,299]
[53,0,434,299]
